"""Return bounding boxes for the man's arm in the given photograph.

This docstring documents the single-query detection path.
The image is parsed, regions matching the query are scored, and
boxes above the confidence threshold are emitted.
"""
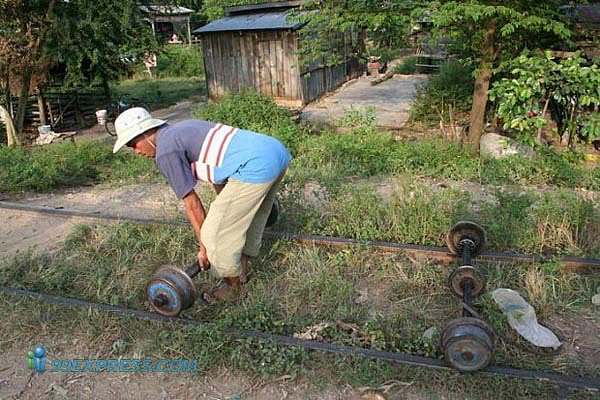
[183,190,209,268]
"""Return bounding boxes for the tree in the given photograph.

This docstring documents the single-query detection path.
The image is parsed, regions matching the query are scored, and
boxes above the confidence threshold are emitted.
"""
[0,0,59,138]
[0,0,156,143]
[431,1,575,151]
[201,0,268,22]
[296,0,419,67]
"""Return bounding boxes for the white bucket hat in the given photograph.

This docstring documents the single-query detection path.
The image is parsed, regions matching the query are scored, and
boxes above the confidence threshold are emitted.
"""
[112,107,167,153]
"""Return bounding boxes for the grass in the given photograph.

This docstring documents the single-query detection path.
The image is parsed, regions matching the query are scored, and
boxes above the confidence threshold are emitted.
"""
[290,127,600,191]
[2,91,599,194]
[409,61,475,125]
[0,141,160,193]
[112,76,206,110]
[277,179,600,258]
[1,91,599,398]
[1,220,598,398]
[393,56,418,75]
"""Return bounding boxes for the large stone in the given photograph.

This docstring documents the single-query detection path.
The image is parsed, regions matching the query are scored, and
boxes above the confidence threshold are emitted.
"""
[480,133,536,159]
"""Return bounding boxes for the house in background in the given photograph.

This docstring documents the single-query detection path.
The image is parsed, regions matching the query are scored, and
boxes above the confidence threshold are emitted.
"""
[194,1,364,108]
[140,5,194,45]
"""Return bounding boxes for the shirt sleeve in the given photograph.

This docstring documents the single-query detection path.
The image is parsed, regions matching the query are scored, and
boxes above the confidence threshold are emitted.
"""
[156,151,197,199]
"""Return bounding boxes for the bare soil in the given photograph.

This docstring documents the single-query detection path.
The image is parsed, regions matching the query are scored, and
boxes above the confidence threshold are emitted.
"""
[0,338,432,400]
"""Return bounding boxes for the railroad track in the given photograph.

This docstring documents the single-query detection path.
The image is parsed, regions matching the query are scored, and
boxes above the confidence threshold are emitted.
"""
[1,201,599,273]
[1,201,599,396]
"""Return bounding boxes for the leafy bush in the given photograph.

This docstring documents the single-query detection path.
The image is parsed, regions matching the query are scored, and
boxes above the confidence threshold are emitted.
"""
[409,61,474,124]
[393,56,417,74]
[194,90,306,154]
[156,45,204,78]
[489,51,600,146]
[0,142,158,193]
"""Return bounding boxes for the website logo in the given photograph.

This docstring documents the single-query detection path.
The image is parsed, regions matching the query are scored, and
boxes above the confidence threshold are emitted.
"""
[26,345,46,374]
[25,344,197,374]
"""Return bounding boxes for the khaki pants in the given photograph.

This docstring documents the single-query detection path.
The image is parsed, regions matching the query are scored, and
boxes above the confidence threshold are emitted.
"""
[200,172,285,278]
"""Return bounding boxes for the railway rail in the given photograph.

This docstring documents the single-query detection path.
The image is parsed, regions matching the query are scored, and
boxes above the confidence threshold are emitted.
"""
[1,286,598,397]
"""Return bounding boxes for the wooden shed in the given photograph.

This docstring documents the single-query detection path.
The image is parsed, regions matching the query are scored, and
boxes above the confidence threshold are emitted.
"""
[140,5,194,44]
[194,1,364,108]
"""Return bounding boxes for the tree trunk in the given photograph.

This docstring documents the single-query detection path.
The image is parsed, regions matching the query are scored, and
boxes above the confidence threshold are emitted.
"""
[468,67,492,150]
[0,105,19,147]
[3,67,10,113]
[36,89,48,126]
[466,22,496,153]
[15,69,32,140]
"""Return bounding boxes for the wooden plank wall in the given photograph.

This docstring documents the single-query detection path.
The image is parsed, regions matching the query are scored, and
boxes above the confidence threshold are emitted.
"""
[299,58,364,104]
[202,30,302,105]
[299,30,365,103]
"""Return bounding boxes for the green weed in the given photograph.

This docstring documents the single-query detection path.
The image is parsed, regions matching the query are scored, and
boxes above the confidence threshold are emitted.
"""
[0,141,159,193]
[409,61,474,125]
[393,56,418,75]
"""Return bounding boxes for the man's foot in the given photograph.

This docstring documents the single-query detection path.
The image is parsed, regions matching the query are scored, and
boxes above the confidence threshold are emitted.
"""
[202,277,244,304]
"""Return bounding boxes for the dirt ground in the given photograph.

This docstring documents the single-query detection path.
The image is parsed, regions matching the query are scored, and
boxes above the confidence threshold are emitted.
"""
[0,338,430,400]
[0,182,185,259]
[0,346,356,400]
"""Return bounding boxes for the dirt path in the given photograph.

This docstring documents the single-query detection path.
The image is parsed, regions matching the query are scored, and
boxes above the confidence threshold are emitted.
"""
[300,74,427,130]
[0,182,187,259]
[74,100,197,142]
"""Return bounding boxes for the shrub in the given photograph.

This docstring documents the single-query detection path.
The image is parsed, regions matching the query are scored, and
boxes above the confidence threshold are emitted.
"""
[409,61,474,124]
[194,91,306,154]
[489,51,600,146]
[393,56,417,75]
[156,45,204,78]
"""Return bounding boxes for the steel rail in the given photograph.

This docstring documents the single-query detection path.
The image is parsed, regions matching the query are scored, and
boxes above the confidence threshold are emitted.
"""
[1,201,599,273]
[1,286,598,393]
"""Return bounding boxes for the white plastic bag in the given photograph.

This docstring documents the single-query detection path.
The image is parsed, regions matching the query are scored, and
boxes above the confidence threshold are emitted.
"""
[491,288,562,349]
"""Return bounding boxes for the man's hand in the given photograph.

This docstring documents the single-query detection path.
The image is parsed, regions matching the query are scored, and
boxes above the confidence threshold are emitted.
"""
[198,242,210,270]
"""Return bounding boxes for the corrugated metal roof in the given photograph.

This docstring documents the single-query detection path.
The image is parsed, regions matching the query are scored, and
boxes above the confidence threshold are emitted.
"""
[194,10,305,33]
[140,5,194,15]
[226,1,303,16]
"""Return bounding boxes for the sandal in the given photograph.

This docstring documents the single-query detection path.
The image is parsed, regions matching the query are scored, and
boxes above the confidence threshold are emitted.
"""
[202,280,244,304]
